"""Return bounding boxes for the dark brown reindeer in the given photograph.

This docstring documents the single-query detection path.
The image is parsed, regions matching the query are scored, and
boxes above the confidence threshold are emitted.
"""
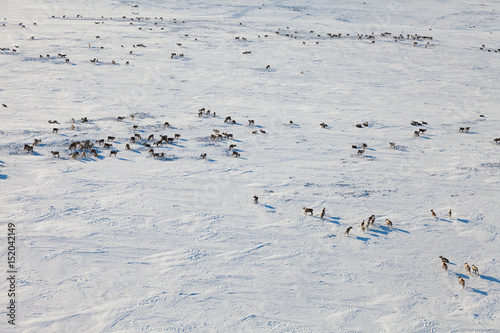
[50,151,60,157]
[110,150,118,157]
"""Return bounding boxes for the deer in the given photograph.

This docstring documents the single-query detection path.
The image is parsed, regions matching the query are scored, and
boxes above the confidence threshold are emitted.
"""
[110,150,118,157]
[303,207,313,215]
[232,151,240,157]
[50,151,60,157]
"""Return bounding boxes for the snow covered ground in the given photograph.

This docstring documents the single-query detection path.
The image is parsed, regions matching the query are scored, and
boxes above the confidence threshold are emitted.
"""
[1,0,499,331]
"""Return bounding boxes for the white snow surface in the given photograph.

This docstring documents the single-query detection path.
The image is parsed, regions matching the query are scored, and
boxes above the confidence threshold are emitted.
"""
[1,0,499,332]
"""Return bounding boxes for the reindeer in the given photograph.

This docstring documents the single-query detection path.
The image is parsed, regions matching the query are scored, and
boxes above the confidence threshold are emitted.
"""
[357,149,365,155]
[303,207,313,215]
[110,150,118,157]
[320,123,328,128]
[200,153,207,159]
[472,265,479,275]
[232,151,240,157]
[33,139,42,146]
[174,134,181,139]
[24,144,33,153]
[50,151,60,157]
[229,144,236,150]
[464,263,471,275]
[431,210,437,218]
[70,152,79,159]
[442,262,448,271]
[224,116,232,123]
[107,136,115,141]
[289,120,294,125]
[133,125,139,130]
[52,128,59,133]
[362,122,368,127]
[164,122,170,127]
[96,139,105,145]
[458,276,465,289]
[260,129,266,134]
[248,119,255,125]
[90,150,98,157]
[356,124,363,128]
[125,144,131,150]
[117,116,125,121]
[385,219,393,228]
[320,208,326,219]
[148,134,155,141]
[103,143,113,149]
[344,226,353,236]
[414,131,420,137]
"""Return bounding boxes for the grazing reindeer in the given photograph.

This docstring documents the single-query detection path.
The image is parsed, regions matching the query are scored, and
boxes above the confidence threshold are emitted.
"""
[148,134,155,141]
[253,196,258,204]
[90,150,98,157]
[357,149,365,155]
[117,116,125,121]
[472,265,479,275]
[200,153,207,159]
[33,139,42,146]
[53,128,59,133]
[465,127,470,132]
[224,116,232,122]
[458,276,465,289]
[320,122,328,128]
[229,144,236,150]
[134,134,142,139]
[130,137,136,143]
[50,151,60,157]
[164,122,170,127]
[442,262,448,271]
[344,226,353,236]
[266,65,271,69]
[232,151,240,157]
[248,120,255,125]
[260,129,266,134]
[133,125,139,130]
[70,152,79,159]
[174,134,181,139]
[320,208,325,219]
[464,263,471,275]
[130,114,135,119]
[110,150,118,157]
[361,143,368,149]
[125,144,131,150]
[107,136,115,141]
[414,131,420,137]
[389,142,396,148]
[103,143,113,149]
[289,120,294,125]
[459,127,465,132]
[431,210,437,218]
[362,122,368,127]
[356,124,363,128]
[385,219,393,228]
[303,207,314,215]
